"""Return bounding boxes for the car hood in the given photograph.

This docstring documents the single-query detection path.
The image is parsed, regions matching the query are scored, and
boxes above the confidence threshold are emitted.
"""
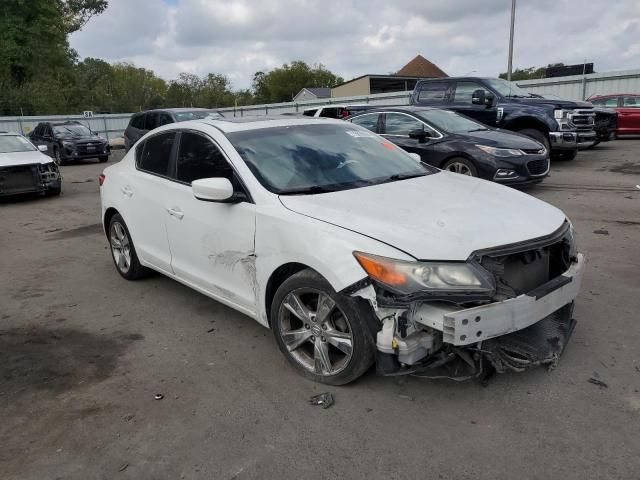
[508,97,593,109]
[0,150,53,167]
[279,173,566,260]
[452,129,544,150]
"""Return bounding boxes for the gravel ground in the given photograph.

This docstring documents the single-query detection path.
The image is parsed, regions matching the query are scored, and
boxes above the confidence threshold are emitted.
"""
[1,140,639,480]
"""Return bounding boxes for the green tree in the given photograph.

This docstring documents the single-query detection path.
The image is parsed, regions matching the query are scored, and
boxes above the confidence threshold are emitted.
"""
[253,61,343,103]
[499,63,565,81]
[109,62,167,112]
[59,0,108,34]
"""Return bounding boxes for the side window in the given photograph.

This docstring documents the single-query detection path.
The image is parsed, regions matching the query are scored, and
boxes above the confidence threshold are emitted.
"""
[43,126,52,138]
[130,114,143,129]
[453,82,487,104]
[383,113,424,136]
[350,113,380,132]
[318,107,338,118]
[623,96,639,107]
[592,98,618,107]
[34,125,43,136]
[176,132,234,184]
[303,109,318,117]
[144,113,158,131]
[417,82,451,103]
[137,132,176,176]
[158,113,173,126]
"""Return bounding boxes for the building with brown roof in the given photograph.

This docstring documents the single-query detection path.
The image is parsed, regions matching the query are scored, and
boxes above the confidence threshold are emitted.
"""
[331,55,446,98]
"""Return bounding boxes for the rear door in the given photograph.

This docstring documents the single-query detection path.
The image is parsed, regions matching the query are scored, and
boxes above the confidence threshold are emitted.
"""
[450,80,498,126]
[122,131,177,272]
[618,96,640,134]
[163,130,257,312]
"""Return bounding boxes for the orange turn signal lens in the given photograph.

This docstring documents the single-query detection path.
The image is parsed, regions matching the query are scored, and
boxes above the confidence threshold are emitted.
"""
[353,252,407,286]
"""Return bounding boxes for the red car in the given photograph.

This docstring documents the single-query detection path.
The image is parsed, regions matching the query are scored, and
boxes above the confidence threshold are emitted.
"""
[589,94,640,136]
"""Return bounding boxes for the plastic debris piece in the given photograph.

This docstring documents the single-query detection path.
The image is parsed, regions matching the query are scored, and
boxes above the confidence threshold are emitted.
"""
[588,377,608,388]
[154,393,164,400]
[593,229,609,235]
[118,463,129,472]
[309,392,334,409]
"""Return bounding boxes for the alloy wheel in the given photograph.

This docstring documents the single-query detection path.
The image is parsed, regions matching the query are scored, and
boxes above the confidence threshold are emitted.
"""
[445,161,473,176]
[110,222,132,274]
[277,289,354,376]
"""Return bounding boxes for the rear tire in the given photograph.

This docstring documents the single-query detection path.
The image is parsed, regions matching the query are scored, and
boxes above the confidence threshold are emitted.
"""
[271,269,376,385]
[517,128,550,154]
[442,157,478,177]
[108,214,149,280]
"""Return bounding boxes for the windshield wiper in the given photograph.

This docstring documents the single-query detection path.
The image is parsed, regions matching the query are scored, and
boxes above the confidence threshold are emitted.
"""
[468,128,489,132]
[279,185,340,195]
[381,172,427,183]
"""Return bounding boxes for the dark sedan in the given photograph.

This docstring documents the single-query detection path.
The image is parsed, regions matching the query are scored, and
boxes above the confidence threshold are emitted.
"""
[29,121,110,166]
[347,106,549,186]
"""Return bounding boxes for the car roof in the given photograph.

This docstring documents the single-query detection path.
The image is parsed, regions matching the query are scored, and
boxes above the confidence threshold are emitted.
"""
[590,93,639,99]
[349,105,441,115]
[139,107,219,114]
[178,116,345,133]
[0,131,21,136]
[303,104,371,110]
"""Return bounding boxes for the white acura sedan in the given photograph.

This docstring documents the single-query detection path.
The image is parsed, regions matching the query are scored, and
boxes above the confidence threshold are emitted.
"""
[100,117,584,385]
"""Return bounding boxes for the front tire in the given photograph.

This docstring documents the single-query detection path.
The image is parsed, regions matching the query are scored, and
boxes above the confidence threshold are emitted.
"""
[442,157,478,177]
[551,149,578,161]
[108,214,149,280]
[271,269,376,385]
[517,128,550,155]
[54,148,64,166]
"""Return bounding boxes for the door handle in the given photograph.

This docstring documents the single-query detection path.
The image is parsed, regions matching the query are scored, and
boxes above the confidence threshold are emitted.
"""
[121,186,133,197]
[167,207,184,220]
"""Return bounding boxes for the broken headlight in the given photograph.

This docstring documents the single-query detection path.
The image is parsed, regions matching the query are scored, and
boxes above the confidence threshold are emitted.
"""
[353,252,495,295]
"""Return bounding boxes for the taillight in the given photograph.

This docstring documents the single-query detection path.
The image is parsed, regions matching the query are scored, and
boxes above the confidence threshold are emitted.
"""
[98,174,105,186]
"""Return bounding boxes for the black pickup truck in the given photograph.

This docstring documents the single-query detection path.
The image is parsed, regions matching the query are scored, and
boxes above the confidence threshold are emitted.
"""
[410,77,597,160]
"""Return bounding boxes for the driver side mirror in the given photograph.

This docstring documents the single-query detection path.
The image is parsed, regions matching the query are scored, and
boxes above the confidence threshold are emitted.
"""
[408,128,429,143]
[471,89,486,105]
[192,177,244,203]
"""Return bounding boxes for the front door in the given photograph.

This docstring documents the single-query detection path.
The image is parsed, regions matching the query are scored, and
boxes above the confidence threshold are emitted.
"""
[380,112,439,166]
[450,81,498,126]
[619,96,640,134]
[163,130,257,313]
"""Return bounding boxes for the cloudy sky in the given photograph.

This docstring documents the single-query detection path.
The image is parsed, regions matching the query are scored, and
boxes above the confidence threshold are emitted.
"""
[70,0,640,89]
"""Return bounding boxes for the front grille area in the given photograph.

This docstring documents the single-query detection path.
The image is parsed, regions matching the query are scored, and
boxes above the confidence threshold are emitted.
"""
[76,141,105,155]
[522,147,545,155]
[0,165,40,195]
[527,158,549,176]
[569,109,596,131]
[477,228,573,301]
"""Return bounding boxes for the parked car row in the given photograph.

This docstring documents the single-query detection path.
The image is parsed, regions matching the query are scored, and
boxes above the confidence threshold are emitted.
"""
[0,131,62,197]
[100,116,584,385]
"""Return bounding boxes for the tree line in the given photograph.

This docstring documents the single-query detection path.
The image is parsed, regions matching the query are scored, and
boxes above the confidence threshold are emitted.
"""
[0,0,344,116]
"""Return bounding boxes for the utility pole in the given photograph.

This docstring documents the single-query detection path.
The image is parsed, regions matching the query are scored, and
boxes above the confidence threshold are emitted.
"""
[507,0,516,81]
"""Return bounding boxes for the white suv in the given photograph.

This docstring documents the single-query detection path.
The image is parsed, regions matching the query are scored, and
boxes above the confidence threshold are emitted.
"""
[100,117,584,385]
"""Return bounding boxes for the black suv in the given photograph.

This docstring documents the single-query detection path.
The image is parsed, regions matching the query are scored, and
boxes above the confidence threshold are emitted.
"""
[124,108,224,151]
[410,77,597,160]
[29,121,110,165]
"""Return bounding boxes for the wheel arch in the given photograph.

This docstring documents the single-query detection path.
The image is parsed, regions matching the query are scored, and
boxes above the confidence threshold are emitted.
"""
[103,207,120,238]
[504,116,551,135]
[264,262,316,326]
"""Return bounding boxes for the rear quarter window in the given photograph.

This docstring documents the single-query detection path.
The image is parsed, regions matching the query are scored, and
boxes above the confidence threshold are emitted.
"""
[136,132,177,177]
[416,82,451,104]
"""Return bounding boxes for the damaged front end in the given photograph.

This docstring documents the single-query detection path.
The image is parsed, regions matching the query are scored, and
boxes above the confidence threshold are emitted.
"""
[349,221,584,381]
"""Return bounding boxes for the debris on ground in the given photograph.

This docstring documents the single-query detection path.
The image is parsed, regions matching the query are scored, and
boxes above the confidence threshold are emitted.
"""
[588,377,608,388]
[309,392,334,409]
[207,328,215,333]
[154,393,164,400]
[593,229,609,235]
[398,394,414,401]
[118,463,129,472]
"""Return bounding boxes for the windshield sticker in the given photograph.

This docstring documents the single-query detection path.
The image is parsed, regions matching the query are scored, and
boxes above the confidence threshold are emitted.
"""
[381,141,396,150]
[345,130,376,138]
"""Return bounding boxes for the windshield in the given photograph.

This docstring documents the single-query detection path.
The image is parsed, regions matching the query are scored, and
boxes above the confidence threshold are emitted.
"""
[174,110,223,122]
[418,109,488,133]
[227,124,433,194]
[485,78,535,98]
[0,135,37,153]
[53,124,92,136]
